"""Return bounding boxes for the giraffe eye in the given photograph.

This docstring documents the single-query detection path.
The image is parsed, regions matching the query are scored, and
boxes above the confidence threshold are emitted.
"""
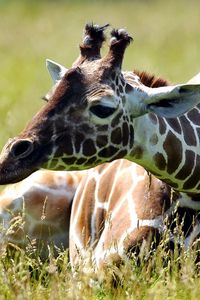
[90,105,116,118]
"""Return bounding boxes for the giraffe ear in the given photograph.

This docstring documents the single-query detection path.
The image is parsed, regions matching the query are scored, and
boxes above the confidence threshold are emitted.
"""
[143,83,200,118]
[46,59,68,84]
[187,72,200,84]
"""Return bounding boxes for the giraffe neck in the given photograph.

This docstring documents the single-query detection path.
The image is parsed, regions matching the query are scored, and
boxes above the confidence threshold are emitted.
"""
[127,107,200,193]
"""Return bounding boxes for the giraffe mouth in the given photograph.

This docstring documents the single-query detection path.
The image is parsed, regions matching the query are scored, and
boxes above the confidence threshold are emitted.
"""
[0,166,38,185]
[0,142,52,185]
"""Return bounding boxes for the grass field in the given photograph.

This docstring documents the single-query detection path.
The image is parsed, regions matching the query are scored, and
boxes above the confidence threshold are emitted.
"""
[0,0,200,299]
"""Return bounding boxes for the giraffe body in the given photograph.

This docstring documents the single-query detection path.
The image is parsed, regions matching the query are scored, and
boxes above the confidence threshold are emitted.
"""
[0,169,85,255]
[70,159,200,268]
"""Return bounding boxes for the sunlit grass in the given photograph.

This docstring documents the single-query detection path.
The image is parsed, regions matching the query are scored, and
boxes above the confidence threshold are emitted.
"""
[0,234,199,300]
[0,1,200,298]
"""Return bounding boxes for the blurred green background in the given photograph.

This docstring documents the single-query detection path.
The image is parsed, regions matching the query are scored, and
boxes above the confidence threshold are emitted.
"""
[0,0,200,148]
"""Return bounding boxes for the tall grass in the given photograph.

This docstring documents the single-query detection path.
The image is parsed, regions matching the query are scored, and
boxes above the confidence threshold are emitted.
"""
[0,1,200,298]
[0,234,199,299]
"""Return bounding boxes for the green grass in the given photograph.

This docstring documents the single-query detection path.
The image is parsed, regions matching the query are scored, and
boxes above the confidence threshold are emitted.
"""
[0,0,200,299]
[0,237,199,300]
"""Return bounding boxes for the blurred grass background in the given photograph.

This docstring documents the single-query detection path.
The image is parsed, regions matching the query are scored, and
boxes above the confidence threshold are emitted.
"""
[0,1,200,298]
[0,0,200,148]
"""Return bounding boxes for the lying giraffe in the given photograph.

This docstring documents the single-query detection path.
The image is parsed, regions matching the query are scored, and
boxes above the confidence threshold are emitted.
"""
[0,158,199,267]
[0,24,200,264]
[70,159,200,268]
[0,169,85,256]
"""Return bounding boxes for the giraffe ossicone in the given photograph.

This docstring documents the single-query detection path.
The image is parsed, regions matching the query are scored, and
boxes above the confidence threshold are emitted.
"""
[0,23,200,195]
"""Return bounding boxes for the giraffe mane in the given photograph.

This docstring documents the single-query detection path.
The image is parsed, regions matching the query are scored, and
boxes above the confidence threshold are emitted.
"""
[134,70,169,88]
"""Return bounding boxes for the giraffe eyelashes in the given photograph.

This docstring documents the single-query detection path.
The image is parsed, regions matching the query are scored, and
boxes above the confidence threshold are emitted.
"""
[89,105,116,118]
[41,95,49,102]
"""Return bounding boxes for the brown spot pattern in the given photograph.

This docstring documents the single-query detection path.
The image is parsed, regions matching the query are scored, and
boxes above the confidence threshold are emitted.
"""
[111,72,115,81]
[129,125,134,149]
[111,127,122,145]
[125,83,133,93]
[196,128,200,140]
[183,155,200,190]
[111,83,115,90]
[153,153,166,170]
[158,117,166,135]
[111,111,123,127]
[123,227,160,254]
[97,125,108,131]
[122,122,129,146]
[149,134,158,145]
[76,177,96,245]
[62,157,77,165]
[98,146,118,158]
[82,123,93,133]
[163,131,182,174]
[134,175,170,219]
[112,149,127,160]
[85,156,98,166]
[131,146,143,160]
[187,108,200,126]
[76,157,87,165]
[175,150,195,180]
[56,134,73,155]
[119,85,123,93]
[74,132,84,153]
[97,162,120,204]
[148,113,158,125]
[48,159,59,169]
[82,139,96,156]
[179,116,197,146]
[95,208,106,241]
[115,77,119,86]
[166,118,181,134]
[96,135,108,147]
[161,178,179,189]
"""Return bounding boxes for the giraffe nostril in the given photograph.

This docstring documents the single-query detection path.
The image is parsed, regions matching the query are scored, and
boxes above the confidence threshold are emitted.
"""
[11,140,33,159]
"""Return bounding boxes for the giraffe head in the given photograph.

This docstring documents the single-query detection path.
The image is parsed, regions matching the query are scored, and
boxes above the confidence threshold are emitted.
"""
[1,23,200,184]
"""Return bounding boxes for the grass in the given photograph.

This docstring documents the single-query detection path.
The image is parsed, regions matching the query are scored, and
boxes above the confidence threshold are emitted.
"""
[0,235,199,300]
[0,0,200,299]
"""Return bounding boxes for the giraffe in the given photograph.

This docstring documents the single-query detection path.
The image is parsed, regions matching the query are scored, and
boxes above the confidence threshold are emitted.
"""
[0,169,85,257]
[0,23,200,192]
[0,23,200,264]
[70,159,200,268]
[0,159,199,267]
